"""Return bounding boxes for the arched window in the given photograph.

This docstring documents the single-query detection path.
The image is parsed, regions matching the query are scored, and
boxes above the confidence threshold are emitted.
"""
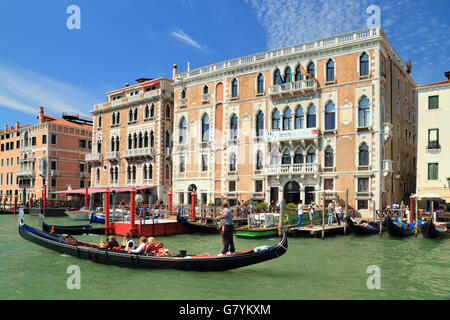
[133,108,138,121]
[359,143,369,166]
[132,165,136,182]
[111,136,115,152]
[257,73,264,94]
[360,52,369,76]
[133,133,137,149]
[284,67,292,83]
[98,116,102,128]
[307,105,316,128]
[294,149,304,164]
[115,137,119,151]
[202,114,210,142]
[307,62,315,79]
[325,146,334,167]
[306,148,316,163]
[166,105,171,119]
[231,78,238,98]
[272,109,280,131]
[145,105,150,118]
[295,65,302,81]
[283,108,292,130]
[295,106,304,129]
[97,141,102,153]
[181,90,186,99]
[325,102,336,130]
[326,59,335,82]
[229,153,237,172]
[127,166,131,182]
[274,68,283,85]
[179,117,187,144]
[165,165,170,180]
[96,168,100,184]
[165,131,170,149]
[128,109,133,122]
[150,131,155,147]
[111,113,116,125]
[128,134,132,149]
[144,131,148,148]
[116,111,120,124]
[230,114,238,139]
[114,167,118,182]
[358,96,370,127]
[282,149,291,165]
[256,111,264,137]
[179,156,185,173]
[138,133,143,148]
[149,164,153,179]
[203,85,209,95]
[256,151,263,170]
[143,165,148,182]
[150,104,155,118]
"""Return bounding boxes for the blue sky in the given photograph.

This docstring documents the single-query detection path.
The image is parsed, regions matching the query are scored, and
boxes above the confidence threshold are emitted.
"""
[0,0,448,127]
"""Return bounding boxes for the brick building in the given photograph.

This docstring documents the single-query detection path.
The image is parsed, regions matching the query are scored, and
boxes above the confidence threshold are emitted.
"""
[88,77,174,204]
[171,27,417,217]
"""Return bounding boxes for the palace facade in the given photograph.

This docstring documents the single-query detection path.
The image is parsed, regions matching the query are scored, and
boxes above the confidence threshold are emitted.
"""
[88,77,174,204]
[171,27,417,217]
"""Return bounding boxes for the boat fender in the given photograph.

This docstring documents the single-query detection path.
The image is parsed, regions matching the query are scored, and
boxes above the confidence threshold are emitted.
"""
[51,225,55,234]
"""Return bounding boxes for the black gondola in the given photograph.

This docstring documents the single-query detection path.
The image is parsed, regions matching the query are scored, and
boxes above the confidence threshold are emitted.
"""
[386,214,418,237]
[19,221,288,271]
[421,221,450,239]
[42,221,106,235]
[346,216,385,235]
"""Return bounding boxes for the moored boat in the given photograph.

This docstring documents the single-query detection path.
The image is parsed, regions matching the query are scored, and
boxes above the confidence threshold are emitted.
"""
[235,227,279,239]
[19,220,288,271]
[386,214,422,237]
[176,211,247,234]
[421,220,450,239]
[346,216,385,235]
[42,221,106,235]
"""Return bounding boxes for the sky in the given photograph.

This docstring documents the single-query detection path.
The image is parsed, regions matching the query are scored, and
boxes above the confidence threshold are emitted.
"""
[0,0,448,127]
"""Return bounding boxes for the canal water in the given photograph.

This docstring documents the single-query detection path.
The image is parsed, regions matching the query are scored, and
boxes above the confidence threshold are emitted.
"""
[1,214,449,300]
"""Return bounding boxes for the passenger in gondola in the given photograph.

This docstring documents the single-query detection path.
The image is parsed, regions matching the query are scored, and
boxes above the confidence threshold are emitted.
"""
[128,236,148,254]
[65,235,79,246]
[121,232,135,250]
[104,235,120,249]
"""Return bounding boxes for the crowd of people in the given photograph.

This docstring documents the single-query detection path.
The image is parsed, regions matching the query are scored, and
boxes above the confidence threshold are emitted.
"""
[96,232,170,256]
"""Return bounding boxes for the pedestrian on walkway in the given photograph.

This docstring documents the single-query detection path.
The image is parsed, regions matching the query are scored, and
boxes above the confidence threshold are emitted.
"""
[308,201,316,226]
[297,201,303,228]
[327,202,334,226]
[335,202,342,226]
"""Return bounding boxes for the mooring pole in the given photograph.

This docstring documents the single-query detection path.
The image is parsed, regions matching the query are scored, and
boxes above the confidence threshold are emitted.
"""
[344,189,348,235]
[414,196,419,238]
[278,199,285,237]
[322,191,325,240]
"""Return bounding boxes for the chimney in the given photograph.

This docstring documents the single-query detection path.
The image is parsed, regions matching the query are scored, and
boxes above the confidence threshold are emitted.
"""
[172,64,177,80]
[15,122,19,129]
[4,124,7,131]
[38,106,44,124]
[125,83,129,87]
[445,71,450,80]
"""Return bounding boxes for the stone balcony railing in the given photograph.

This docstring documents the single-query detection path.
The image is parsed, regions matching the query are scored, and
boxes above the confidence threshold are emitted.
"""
[79,172,89,179]
[382,159,393,176]
[85,153,102,162]
[201,94,209,104]
[105,151,120,160]
[17,169,35,177]
[269,79,317,96]
[265,128,319,143]
[50,170,59,177]
[264,163,319,176]
[123,147,154,158]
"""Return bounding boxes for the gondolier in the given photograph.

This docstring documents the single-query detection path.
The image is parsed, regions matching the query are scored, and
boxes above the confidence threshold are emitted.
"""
[216,201,235,256]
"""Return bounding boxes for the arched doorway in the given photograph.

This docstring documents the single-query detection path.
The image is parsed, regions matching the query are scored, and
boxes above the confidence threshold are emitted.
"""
[284,181,300,204]
[188,184,197,205]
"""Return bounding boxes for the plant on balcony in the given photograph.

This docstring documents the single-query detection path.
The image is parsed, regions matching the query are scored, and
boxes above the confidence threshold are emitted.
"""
[254,201,268,212]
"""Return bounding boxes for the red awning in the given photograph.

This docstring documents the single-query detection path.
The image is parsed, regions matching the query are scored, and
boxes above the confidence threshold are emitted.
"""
[53,186,153,195]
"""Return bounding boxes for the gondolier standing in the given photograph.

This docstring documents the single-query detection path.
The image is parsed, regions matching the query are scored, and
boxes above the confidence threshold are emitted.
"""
[216,201,235,256]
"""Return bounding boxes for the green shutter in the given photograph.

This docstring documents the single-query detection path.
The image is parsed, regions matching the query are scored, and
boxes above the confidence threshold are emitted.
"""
[428,163,438,180]
[428,96,439,110]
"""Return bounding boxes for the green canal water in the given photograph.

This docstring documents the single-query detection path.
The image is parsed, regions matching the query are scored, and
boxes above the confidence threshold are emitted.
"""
[0,214,449,300]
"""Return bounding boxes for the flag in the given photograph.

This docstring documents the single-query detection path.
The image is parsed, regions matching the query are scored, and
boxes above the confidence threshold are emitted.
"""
[276,70,283,85]
[301,64,316,82]
[286,68,292,83]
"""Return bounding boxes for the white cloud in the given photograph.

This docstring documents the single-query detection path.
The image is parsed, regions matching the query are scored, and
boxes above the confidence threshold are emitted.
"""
[0,63,96,117]
[171,28,205,51]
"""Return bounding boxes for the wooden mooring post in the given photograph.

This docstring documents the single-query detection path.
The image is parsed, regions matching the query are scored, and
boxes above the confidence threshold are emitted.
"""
[344,190,348,235]
[321,191,325,240]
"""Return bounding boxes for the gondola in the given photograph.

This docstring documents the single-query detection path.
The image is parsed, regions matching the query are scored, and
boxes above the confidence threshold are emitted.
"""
[19,220,288,271]
[346,216,385,235]
[42,221,106,235]
[421,221,450,239]
[386,214,421,237]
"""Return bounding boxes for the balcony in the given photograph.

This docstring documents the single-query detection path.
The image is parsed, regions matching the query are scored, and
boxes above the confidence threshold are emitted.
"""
[179,98,186,108]
[264,163,319,176]
[201,94,209,104]
[17,169,35,177]
[79,172,89,179]
[50,170,59,177]
[105,151,120,160]
[382,122,393,143]
[265,128,319,143]
[268,79,316,96]
[85,153,102,162]
[123,147,154,158]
